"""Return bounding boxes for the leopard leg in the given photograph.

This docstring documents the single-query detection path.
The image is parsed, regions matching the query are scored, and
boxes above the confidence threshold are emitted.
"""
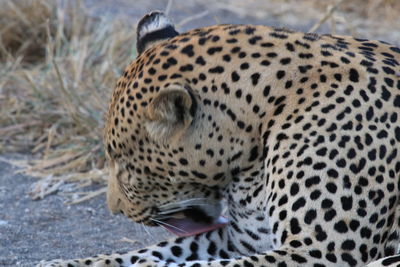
[37,228,235,267]
[36,254,123,267]
[132,243,400,267]
[366,255,400,267]
[131,244,364,267]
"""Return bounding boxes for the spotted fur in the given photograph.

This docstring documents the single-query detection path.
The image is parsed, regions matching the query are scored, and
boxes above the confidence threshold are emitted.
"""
[38,11,400,267]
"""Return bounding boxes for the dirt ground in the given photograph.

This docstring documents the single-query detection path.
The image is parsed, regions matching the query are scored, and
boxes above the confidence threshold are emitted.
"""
[0,157,171,266]
[1,0,399,266]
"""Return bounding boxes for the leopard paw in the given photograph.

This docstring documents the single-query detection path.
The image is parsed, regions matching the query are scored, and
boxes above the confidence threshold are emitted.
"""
[36,257,123,267]
[36,259,79,267]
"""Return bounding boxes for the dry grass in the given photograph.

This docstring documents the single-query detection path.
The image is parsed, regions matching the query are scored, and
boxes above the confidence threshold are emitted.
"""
[299,0,400,40]
[309,0,400,20]
[214,0,399,44]
[0,0,136,200]
[0,0,51,63]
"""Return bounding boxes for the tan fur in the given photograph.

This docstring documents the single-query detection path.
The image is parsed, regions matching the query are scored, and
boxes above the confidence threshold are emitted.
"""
[145,85,193,144]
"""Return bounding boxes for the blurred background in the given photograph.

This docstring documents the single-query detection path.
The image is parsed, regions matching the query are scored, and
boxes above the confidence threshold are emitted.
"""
[0,0,399,266]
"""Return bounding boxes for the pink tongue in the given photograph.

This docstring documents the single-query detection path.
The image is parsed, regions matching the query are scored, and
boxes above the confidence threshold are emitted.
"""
[164,216,228,237]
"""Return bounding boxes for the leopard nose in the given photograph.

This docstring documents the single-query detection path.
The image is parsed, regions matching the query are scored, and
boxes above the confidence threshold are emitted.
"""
[108,197,124,215]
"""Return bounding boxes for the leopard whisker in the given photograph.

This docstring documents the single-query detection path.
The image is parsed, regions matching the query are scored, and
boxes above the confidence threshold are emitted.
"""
[141,222,155,240]
[157,207,187,215]
[150,218,188,234]
[158,198,208,209]
[158,203,212,213]
[152,213,176,220]
[156,223,170,234]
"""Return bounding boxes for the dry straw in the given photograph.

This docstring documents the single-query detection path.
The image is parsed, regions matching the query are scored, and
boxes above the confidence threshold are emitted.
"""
[0,0,135,201]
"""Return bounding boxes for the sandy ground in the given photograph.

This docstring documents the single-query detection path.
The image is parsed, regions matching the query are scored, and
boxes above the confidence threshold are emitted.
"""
[0,158,171,266]
[1,0,399,266]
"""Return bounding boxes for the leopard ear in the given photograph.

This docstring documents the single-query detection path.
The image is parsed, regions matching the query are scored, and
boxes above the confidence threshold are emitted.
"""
[136,11,179,55]
[145,85,197,144]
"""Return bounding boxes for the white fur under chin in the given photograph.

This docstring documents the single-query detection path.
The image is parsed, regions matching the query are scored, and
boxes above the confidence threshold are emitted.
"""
[138,13,173,38]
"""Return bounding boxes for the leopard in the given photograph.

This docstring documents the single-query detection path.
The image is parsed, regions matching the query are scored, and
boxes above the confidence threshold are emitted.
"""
[38,10,400,267]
